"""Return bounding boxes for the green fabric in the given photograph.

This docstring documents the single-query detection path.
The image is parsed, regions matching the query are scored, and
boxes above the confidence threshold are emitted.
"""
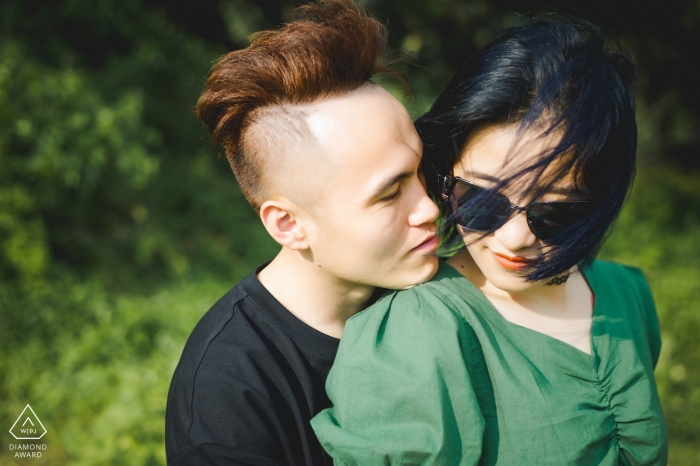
[311,260,668,465]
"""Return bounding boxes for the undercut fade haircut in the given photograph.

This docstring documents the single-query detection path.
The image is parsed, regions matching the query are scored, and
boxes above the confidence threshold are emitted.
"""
[196,0,406,212]
[417,16,637,282]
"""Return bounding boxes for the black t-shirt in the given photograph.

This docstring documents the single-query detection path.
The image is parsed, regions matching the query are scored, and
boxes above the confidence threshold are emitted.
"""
[165,264,340,466]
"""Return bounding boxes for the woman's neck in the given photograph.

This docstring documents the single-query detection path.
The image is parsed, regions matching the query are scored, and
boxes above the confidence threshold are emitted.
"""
[448,247,594,353]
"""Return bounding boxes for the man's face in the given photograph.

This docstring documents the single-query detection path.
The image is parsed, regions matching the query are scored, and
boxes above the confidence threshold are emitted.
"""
[300,85,439,290]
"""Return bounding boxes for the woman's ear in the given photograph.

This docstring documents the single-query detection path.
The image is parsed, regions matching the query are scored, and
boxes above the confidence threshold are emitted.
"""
[259,199,310,250]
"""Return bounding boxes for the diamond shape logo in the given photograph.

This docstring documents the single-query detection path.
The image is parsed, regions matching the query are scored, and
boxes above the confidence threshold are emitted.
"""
[9,405,47,440]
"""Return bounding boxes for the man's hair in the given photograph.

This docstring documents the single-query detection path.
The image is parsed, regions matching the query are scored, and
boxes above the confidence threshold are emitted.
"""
[196,0,404,212]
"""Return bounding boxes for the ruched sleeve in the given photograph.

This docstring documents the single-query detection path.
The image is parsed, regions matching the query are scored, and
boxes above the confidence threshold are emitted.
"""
[310,284,485,466]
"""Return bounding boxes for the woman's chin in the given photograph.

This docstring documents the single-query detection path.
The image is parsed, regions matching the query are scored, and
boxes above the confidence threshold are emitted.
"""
[475,259,542,293]
[486,274,537,293]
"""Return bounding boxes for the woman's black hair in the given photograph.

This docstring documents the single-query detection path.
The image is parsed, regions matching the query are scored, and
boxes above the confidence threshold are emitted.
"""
[416,15,637,282]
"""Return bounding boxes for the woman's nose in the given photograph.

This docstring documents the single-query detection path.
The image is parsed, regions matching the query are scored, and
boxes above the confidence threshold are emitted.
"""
[493,211,537,251]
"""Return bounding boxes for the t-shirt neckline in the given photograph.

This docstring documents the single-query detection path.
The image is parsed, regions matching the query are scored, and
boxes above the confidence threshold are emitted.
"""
[240,262,340,358]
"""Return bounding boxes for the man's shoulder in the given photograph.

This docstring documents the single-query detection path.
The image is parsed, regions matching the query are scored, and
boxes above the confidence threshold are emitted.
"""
[166,271,279,458]
[166,266,333,465]
[179,278,250,362]
[173,266,291,378]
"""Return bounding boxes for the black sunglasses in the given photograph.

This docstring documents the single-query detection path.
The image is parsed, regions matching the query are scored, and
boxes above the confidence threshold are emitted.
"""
[440,176,595,242]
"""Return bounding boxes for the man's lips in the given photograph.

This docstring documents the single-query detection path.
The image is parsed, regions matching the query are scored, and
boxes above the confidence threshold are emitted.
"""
[492,251,534,271]
[412,234,439,253]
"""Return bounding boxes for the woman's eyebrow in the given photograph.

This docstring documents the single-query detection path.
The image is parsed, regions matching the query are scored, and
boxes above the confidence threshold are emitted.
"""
[468,171,581,196]
[468,171,501,183]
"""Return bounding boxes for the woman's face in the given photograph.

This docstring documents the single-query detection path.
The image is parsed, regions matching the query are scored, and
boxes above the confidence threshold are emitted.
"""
[453,124,578,293]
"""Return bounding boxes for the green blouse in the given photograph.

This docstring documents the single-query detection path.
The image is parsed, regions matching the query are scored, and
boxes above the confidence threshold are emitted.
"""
[311,260,668,465]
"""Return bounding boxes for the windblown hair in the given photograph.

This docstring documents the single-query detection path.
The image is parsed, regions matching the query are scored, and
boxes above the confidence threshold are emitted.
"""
[196,0,404,211]
[417,16,637,281]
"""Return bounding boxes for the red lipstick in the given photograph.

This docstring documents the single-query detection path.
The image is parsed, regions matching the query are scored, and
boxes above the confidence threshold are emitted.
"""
[492,251,533,271]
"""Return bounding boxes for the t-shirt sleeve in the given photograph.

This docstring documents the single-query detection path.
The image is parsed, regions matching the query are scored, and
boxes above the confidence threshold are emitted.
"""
[169,443,285,466]
[626,267,663,369]
[311,287,485,466]
[167,349,289,465]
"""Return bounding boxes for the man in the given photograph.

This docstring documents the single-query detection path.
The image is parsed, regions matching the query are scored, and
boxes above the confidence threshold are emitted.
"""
[164,1,439,465]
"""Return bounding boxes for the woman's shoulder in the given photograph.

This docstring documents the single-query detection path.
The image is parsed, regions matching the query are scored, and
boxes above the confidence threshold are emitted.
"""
[347,261,484,333]
[586,259,653,297]
[587,258,643,276]
[316,268,488,466]
[587,259,662,365]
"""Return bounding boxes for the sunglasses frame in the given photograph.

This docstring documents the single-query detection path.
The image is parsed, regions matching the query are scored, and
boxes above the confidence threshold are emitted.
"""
[439,175,595,241]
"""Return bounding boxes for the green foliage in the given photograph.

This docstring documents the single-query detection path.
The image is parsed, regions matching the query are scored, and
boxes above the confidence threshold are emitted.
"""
[0,39,158,290]
[1,0,698,464]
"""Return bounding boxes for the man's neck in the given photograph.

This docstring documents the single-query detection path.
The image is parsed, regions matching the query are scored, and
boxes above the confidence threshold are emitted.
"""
[257,248,376,339]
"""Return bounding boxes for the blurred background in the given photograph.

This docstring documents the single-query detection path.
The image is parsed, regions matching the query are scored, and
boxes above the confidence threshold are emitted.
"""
[0,0,698,464]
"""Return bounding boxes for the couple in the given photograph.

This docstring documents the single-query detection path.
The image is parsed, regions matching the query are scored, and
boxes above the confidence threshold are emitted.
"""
[166,1,668,465]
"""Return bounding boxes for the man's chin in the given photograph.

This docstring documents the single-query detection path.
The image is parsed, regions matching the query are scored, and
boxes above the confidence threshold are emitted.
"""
[389,257,440,290]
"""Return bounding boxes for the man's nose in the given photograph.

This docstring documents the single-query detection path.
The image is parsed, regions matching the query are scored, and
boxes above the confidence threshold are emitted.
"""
[409,180,439,227]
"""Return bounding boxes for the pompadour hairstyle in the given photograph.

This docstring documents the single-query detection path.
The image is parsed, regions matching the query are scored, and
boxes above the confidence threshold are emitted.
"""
[196,0,405,212]
[417,16,637,281]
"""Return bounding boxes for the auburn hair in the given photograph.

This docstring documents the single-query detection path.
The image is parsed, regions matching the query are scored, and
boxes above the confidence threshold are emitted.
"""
[196,0,405,211]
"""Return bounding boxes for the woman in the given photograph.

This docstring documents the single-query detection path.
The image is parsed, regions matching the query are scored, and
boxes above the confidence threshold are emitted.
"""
[311,16,668,465]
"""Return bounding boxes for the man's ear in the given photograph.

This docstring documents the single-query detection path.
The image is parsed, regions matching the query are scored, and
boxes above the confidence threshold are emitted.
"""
[259,199,310,250]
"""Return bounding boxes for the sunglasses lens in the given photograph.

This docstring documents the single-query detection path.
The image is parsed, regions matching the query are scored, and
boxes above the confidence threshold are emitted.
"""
[527,202,594,240]
[449,181,510,231]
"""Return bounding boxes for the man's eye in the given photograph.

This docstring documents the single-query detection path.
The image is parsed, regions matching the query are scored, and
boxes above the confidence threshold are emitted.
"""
[382,187,402,202]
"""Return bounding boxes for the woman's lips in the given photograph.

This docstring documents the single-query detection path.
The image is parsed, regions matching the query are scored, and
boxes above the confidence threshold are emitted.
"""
[492,251,533,271]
